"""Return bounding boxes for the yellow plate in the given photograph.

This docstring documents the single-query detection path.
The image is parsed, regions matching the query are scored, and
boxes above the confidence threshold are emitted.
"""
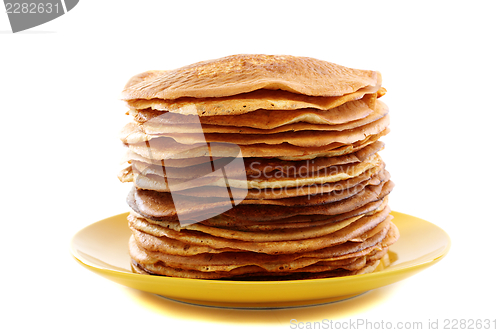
[71,211,450,308]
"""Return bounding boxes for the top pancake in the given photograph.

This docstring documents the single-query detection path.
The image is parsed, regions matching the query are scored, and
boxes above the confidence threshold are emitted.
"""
[122,54,381,102]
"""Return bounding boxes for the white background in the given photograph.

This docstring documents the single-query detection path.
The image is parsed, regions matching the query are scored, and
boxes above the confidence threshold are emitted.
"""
[1,1,499,332]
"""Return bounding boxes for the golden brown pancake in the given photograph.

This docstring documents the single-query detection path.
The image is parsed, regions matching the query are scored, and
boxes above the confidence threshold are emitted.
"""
[122,54,381,100]
[122,140,384,172]
[221,180,394,221]
[120,55,398,281]
[126,179,393,222]
[203,196,389,231]
[135,99,388,134]
[129,222,398,280]
[176,167,389,200]
[121,150,226,168]
[124,129,389,160]
[129,93,379,128]
[126,87,382,117]
[123,153,382,192]
[120,114,390,148]
[129,206,392,255]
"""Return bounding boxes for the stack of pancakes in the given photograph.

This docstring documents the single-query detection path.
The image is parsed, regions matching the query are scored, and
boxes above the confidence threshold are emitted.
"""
[118,54,399,280]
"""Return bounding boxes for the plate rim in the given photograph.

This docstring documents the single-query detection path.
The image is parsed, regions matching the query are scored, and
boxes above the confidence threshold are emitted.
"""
[70,210,451,306]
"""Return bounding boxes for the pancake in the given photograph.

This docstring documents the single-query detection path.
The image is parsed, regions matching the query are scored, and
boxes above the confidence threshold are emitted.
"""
[126,179,393,223]
[130,239,384,273]
[130,256,380,279]
[131,220,392,272]
[136,99,388,134]
[175,167,389,200]
[119,54,398,281]
[122,140,384,172]
[139,213,364,243]
[121,160,386,201]
[139,198,387,236]
[126,87,382,117]
[133,214,392,259]
[122,54,381,101]
[121,150,227,168]
[125,129,389,160]
[221,180,394,221]
[129,222,398,279]
[120,114,390,147]
[202,196,390,231]
[125,153,382,192]
[129,206,392,255]
[130,94,379,129]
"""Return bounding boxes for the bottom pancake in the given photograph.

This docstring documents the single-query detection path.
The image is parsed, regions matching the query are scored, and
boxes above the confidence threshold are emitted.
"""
[129,219,399,280]
[130,250,388,281]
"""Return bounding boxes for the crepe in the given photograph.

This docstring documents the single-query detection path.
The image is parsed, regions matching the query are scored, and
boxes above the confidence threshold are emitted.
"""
[129,93,379,129]
[118,54,398,281]
[202,196,390,231]
[126,176,393,223]
[124,129,389,160]
[129,206,392,254]
[124,141,384,178]
[135,99,388,134]
[122,54,381,101]
[124,153,383,192]
[120,113,390,147]
[128,220,398,279]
